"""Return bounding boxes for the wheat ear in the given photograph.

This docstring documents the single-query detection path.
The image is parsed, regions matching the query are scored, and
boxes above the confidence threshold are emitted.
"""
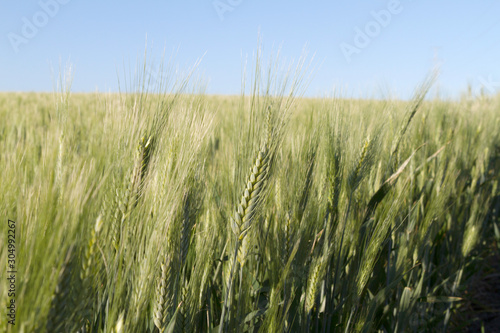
[178,281,192,333]
[349,137,371,192]
[230,146,270,240]
[110,135,154,252]
[154,255,174,331]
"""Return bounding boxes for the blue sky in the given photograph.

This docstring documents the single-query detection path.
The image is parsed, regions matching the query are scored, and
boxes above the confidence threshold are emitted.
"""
[1,1,499,99]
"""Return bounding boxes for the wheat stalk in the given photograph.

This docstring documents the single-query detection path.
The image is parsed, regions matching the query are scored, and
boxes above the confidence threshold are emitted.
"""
[114,312,125,333]
[180,189,198,268]
[76,215,104,331]
[108,134,155,253]
[219,144,271,332]
[46,246,76,332]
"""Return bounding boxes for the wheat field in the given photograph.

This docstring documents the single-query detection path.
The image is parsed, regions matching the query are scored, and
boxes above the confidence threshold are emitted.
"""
[0,57,499,332]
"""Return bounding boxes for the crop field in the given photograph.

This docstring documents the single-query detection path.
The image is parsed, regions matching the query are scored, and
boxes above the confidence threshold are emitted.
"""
[1,60,499,332]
